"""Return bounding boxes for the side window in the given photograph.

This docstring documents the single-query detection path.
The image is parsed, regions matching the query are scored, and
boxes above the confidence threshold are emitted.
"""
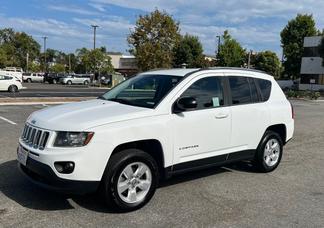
[256,79,272,101]
[248,78,259,103]
[181,76,224,110]
[4,76,12,80]
[229,76,252,105]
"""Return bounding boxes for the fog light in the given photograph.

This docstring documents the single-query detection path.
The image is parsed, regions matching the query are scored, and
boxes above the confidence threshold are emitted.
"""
[54,162,75,174]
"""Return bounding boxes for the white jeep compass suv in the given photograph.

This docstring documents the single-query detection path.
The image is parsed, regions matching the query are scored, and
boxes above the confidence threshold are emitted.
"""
[17,68,294,211]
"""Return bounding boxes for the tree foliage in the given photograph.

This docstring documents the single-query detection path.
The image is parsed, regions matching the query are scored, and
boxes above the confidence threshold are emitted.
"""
[253,51,281,78]
[280,14,317,79]
[173,34,206,68]
[128,9,181,71]
[217,30,245,67]
[49,63,66,73]
[0,28,40,70]
[76,48,114,74]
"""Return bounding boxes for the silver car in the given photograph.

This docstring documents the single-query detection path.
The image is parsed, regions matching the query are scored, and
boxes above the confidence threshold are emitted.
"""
[60,75,90,85]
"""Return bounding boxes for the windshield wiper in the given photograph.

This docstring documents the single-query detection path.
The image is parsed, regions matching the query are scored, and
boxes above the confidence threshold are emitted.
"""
[107,98,132,105]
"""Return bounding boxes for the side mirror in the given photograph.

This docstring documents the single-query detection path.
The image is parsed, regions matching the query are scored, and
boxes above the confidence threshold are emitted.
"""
[173,97,197,113]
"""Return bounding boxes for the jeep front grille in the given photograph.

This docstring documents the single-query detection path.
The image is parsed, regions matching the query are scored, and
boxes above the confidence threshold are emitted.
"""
[21,124,50,150]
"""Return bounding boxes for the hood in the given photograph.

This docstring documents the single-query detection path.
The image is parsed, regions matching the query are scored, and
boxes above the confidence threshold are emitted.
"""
[27,99,154,131]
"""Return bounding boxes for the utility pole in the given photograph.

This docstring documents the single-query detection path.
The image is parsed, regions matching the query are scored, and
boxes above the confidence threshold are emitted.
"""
[69,54,71,73]
[216,35,221,57]
[42,36,48,72]
[247,50,253,69]
[26,52,29,73]
[91,25,99,50]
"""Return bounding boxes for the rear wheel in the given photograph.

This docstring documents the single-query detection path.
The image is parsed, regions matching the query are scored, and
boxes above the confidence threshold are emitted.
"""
[83,80,89,85]
[27,78,32,83]
[101,149,159,212]
[52,79,57,84]
[254,130,283,172]
[8,85,18,93]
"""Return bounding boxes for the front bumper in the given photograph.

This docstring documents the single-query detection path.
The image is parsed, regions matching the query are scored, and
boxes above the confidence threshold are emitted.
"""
[18,156,100,195]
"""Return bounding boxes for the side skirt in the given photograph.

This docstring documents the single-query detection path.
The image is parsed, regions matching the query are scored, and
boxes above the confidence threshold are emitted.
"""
[164,149,255,178]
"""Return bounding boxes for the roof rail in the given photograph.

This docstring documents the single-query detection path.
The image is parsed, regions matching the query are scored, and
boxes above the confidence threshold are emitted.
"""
[199,67,268,74]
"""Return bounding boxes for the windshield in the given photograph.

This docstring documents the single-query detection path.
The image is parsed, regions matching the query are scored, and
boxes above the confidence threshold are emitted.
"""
[99,74,182,108]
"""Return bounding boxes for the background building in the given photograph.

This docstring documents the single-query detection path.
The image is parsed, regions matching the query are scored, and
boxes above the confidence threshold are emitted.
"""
[108,52,138,77]
[300,36,324,90]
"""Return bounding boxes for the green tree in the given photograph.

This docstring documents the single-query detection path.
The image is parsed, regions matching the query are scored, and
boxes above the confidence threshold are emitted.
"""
[128,9,181,71]
[77,48,114,74]
[49,63,66,73]
[253,51,281,78]
[0,28,40,70]
[280,14,317,79]
[319,37,324,66]
[28,62,41,72]
[217,30,245,67]
[173,34,205,67]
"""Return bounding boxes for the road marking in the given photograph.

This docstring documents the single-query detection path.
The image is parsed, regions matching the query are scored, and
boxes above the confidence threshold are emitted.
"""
[0,116,17,125]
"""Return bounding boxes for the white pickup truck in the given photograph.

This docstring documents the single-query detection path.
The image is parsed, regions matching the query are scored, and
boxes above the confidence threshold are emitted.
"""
[22,73,44,83]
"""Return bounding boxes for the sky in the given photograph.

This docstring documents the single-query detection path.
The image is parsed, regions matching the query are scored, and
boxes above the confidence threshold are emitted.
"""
[1,0,324,57]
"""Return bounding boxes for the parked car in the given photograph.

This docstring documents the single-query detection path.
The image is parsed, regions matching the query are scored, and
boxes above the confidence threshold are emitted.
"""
[0,67,23,82]
[17,68,294,211]
[60,74,90,85]
[0,75,24,92]
[23,73,44,83]
[43,73,67,84]
[100,74,111,85]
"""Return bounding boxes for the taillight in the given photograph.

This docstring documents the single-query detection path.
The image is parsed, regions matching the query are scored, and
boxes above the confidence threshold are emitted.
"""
[290,102,294,119]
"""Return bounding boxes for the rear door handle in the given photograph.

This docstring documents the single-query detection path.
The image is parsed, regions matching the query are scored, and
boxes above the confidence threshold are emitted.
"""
[215,113,229,119]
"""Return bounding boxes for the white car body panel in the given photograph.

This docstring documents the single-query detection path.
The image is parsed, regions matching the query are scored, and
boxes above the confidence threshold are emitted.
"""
[0,75,23,91]
[18,68,294,183]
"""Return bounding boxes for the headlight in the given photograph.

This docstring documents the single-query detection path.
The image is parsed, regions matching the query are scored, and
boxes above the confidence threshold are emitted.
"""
[54,132,94,147]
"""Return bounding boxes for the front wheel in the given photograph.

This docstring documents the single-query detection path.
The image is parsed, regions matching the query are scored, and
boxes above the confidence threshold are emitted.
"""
[254,131,283,172]
[101,149,159,212]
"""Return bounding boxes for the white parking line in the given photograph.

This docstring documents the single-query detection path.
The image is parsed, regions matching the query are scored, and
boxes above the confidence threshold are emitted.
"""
[0,116,17,125]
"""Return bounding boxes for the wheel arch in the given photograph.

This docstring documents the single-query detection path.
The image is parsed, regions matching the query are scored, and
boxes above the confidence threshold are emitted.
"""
[108,139,165,179]
[265,124,287,145]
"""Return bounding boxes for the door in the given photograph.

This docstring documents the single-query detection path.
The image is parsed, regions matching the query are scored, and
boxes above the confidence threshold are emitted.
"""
[172,75,231,168]
[0,75,6,90]
[226,75,269,151]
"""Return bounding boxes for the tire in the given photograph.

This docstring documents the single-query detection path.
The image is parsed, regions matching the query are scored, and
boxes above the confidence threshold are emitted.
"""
[83,80,89,85]
[27,78,32,83]
[101,149,159,212]
[8,85,18,93]
[67,80,72,85]
[52,79,57,84]
[254,130,283,172]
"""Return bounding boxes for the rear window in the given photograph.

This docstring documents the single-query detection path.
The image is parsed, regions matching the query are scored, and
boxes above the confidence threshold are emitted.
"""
[256,79,272,101]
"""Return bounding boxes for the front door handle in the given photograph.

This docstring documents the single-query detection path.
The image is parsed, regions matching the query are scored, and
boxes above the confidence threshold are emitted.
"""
[215,113,229,119]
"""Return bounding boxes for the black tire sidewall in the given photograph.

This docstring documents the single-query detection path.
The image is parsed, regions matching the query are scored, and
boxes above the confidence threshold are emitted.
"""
[103,149,159,211]
[256,131,283,172]
[67,80,72,85]
[8,85,17,93]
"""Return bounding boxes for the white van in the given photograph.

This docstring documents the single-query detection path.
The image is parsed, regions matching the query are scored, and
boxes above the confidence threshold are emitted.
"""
[17,68,294,211]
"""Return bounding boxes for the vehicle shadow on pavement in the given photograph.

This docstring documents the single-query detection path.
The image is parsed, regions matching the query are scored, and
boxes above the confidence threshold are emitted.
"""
[0,160,257,213]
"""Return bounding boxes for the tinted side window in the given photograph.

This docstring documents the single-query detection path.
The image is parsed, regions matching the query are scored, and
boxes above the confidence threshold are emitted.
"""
[248,78,259,102]
[181,77,224,110]
[256,79,272,101]
[229,76,252,105]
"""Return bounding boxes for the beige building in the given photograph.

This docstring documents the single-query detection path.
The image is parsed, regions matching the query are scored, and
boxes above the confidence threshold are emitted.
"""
[108,53,138,77]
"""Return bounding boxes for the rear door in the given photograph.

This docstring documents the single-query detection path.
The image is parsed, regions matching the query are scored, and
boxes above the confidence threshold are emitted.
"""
[225,74,270,151]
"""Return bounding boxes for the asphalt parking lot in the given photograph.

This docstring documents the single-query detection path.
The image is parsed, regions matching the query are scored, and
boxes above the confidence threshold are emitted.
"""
[0,83,107,98]
[0,100,323,227]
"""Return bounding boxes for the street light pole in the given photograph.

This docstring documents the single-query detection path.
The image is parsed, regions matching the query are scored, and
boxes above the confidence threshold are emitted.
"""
[42,36,48,72]
[216,35,221,56]
[91,25,99,50]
